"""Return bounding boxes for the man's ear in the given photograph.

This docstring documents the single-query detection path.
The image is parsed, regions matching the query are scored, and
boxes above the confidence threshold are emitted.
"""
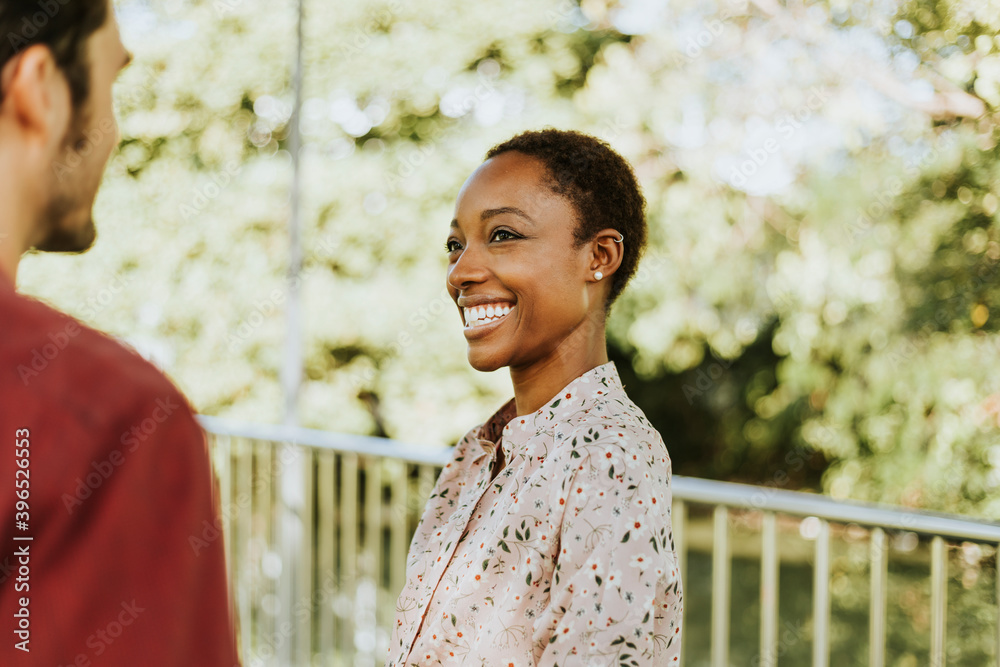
[0,45,71,151]
[588,228,625,280]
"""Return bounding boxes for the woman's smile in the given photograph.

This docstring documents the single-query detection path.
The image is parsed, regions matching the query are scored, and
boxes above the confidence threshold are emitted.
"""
[462,301,514,329]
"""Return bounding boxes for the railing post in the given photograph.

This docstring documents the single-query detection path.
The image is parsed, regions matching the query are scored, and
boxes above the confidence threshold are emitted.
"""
[869,527,888,667]
[235,438,253,660]
[672,498,687,666]
[930,536,947,666]
[363,456,383,663]
[390,461,409,601]
[812,519,830,667]
[317,451,336,662]
[760,512,778,667]
[340,453,359,658]
[711,505,730,667]
[278,441,309,666]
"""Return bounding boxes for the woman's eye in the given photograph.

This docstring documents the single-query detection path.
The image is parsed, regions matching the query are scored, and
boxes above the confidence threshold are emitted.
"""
[445,239,462,253]
[491,229,519,242]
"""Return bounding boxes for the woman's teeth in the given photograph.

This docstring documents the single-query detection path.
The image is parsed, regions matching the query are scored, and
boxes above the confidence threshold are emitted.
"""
[464,303,512,329]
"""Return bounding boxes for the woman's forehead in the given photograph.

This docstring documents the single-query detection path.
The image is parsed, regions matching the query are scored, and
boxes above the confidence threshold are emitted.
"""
[453,153,568,224]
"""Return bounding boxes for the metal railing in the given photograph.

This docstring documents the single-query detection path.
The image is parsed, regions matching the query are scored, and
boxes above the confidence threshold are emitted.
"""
[198,416,1000,667]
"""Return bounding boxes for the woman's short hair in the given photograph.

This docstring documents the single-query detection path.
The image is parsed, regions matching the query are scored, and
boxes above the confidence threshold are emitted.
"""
[485,128,647,308]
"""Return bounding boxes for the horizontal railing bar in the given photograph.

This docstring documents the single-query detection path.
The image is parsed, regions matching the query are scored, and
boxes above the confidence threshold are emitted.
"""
[670,476,1000,543]
[199,417,1000,543]
[198,415,452,466]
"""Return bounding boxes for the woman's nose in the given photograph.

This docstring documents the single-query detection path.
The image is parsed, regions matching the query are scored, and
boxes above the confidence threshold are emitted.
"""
[447,244,490,292]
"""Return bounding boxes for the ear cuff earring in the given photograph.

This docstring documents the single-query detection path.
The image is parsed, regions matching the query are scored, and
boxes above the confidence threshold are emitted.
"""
[614,233,624,243]
[594,271,604,281]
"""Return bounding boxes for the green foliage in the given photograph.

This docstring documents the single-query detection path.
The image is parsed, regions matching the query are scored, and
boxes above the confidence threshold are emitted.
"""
[17,0,1000,519]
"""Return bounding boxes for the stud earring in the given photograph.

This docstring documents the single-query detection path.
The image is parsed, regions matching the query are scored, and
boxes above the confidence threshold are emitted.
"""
[594,271,604,281]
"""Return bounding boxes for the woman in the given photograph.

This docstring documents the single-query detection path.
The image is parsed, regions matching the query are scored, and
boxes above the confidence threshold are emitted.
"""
[387,129,682,666]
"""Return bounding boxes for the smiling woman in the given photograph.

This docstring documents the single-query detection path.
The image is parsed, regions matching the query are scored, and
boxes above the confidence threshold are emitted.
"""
[386,129,683,666]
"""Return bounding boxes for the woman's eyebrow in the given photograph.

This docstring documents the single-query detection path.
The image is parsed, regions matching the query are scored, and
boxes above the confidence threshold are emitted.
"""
[450,207,535,229]
[480,207,535,225]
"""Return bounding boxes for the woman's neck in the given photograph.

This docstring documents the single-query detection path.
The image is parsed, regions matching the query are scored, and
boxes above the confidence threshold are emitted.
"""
[509,311,609,416]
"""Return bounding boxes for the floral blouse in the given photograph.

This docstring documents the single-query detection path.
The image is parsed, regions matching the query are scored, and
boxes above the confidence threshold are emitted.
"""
[386,362,682,666]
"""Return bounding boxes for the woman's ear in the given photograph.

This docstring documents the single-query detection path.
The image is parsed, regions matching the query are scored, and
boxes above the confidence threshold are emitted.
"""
[588,229,625,282]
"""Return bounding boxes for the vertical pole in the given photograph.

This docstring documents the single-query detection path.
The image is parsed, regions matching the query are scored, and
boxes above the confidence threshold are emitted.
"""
[282,0,305,427]
[280,6,307,656]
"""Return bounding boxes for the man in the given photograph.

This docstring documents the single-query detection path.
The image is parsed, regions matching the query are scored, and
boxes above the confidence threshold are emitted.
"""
[0,1,239,664]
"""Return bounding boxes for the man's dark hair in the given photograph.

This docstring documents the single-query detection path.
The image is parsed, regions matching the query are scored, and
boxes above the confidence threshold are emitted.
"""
[0,0,109,109]
[485,128,648,308]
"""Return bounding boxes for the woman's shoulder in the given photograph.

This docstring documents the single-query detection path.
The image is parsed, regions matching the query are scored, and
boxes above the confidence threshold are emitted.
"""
[549,391,671,476]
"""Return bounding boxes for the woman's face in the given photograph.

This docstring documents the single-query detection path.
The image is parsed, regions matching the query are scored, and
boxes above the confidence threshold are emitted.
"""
[446,151,597,373]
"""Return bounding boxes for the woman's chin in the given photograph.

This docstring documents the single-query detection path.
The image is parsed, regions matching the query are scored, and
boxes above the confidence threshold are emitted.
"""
[466,347,508,373]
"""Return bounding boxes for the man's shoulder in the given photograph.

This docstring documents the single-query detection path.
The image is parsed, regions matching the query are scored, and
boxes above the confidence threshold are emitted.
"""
[0,288,192,423]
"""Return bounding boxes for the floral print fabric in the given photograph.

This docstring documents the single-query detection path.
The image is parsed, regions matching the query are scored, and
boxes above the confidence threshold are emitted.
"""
[387,362,682,666]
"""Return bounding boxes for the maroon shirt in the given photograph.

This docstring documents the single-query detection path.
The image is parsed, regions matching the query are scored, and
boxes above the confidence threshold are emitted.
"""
[0,275,239,665]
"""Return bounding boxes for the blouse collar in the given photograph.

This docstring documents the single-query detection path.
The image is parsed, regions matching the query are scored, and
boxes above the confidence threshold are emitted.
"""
[474,361,624,462]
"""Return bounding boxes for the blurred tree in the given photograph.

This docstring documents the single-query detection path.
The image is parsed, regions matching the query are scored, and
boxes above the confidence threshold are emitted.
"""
[16,0,1000,522]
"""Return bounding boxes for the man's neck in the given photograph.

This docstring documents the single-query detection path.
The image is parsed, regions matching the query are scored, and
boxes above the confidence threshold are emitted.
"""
[0,225,24,288]
[0,238,19,287]
[0,152,31,287]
